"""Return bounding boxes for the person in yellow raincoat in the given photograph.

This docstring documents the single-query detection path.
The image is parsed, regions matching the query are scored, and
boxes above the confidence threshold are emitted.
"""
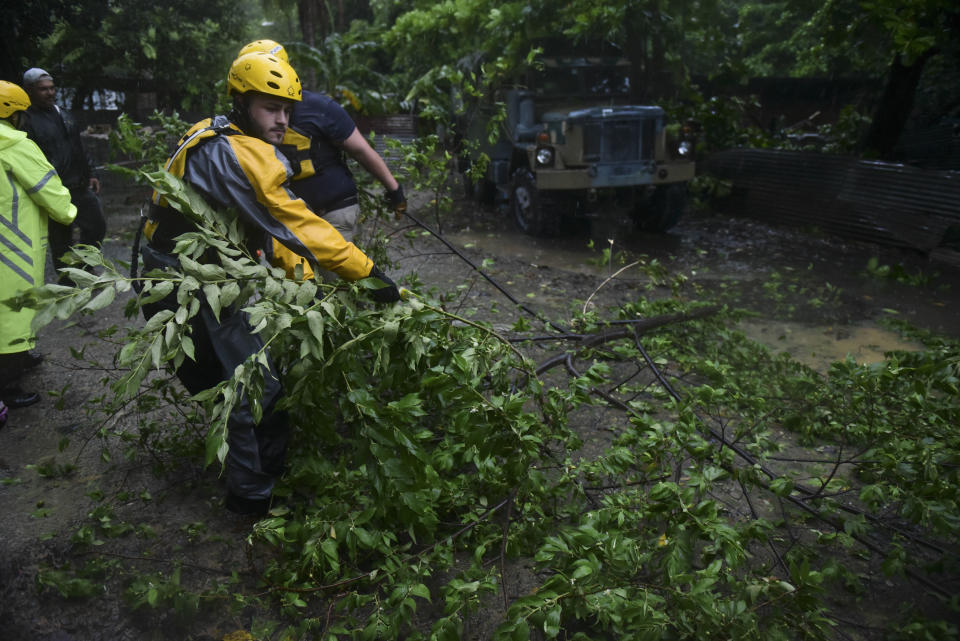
[140,53,401,515]
[0,80,77,417]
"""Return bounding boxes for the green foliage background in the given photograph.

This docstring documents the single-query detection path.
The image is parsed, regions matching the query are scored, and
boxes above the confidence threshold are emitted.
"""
[6,0,957,156]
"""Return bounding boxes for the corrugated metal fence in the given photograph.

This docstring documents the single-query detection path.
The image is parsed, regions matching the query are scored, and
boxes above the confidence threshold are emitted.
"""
[355,114,418,172]
[704,149,960,255]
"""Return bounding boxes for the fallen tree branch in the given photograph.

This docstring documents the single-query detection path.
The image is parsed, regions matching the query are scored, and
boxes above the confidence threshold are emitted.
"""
[533,306,721,375]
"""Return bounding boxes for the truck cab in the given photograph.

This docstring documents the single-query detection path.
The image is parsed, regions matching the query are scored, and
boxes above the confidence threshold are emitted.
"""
[467,56,695,236]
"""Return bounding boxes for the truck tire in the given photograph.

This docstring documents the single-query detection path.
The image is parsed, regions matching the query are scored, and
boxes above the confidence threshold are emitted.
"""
[635,183,688,232]
[511,169,562,236]
[464,174,497,208]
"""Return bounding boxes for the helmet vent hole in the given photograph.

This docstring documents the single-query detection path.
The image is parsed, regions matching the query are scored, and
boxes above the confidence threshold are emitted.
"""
[270,70,282,78]
[266,81,280,90]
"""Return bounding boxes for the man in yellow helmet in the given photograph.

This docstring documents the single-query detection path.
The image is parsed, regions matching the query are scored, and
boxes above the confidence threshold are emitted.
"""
[238,40,406,248]
[0,81,77,417]
[141,52,400,516]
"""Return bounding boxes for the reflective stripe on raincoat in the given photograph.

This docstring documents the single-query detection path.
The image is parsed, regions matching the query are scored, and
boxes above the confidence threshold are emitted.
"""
[0,119,77,354]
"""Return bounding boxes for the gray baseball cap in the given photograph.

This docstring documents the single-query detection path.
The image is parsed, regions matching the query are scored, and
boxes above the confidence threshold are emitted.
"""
[22,68,53,87]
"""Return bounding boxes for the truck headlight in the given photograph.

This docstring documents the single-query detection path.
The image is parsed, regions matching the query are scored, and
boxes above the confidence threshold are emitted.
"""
[535,146,554,167]
[677,140,692,157]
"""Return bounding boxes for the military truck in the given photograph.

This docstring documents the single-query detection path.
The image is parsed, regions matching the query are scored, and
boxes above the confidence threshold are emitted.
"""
[462,56,696,236]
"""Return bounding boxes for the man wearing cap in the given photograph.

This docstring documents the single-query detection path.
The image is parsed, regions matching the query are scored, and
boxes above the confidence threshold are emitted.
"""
[20,68,106,276]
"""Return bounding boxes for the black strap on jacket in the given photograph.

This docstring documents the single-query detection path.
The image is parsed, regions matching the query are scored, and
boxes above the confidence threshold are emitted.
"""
[131,120,239,288]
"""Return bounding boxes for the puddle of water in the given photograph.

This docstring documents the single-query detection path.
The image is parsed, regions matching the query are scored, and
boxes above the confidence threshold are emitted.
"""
[447,226,762,282]
[739,320,925,373]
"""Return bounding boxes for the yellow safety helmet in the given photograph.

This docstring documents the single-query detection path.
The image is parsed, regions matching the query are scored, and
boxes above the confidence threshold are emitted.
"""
[238,39,289,63]
[0,80,31,119]
[227,52,302,101]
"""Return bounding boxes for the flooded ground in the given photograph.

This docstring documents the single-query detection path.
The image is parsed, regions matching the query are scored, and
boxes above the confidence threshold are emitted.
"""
[437,198,960,348]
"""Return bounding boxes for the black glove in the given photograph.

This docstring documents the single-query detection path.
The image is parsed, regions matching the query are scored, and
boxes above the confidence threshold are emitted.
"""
[384,184,407,219]
[368,265,401,303]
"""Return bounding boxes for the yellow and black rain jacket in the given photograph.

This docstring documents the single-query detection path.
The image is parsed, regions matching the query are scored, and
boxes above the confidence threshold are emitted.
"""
[146,115,372,282]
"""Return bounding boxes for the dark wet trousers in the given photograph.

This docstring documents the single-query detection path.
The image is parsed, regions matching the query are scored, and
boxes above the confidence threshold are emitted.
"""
[0,352,24,389]
[177,305,290,502]
[49,187,106,272]
[141,248,289,502]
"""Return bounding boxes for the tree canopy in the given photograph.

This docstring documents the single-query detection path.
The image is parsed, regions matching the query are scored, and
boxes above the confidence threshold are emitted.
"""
[6,0,958,158]
[4,0,256,116]
[376,0,958,157]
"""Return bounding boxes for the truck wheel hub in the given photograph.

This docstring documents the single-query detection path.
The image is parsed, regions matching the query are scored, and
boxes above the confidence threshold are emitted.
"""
[515,186,531,210]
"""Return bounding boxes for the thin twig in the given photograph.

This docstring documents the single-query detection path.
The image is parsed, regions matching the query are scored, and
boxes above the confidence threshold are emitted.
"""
[500,487,519,611]
[582,261,642,314]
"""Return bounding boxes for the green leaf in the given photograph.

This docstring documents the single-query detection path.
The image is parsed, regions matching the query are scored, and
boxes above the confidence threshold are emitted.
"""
[81,286,116,312]
[296,280,318,305]
[140,279,175,304]
[769,477,794,497]
[197,262,226,280]
[543,606,561,638]
[203,283,222,321]
[409,583,431,600]
[384,320,400,343]
[150,335,163,369]
[164,320,177,348]
[511,620,530,641]
[181,335,195,360]
[321,538,340,573]
[571,561,593,580]
[144,309,174,331]
[220,281,241,309]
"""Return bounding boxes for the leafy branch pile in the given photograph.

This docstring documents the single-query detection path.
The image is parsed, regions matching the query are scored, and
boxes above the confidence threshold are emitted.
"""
[15,174,959,640]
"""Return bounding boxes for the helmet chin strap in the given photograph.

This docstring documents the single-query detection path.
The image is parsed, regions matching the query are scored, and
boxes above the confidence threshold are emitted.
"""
[229,95,254,136]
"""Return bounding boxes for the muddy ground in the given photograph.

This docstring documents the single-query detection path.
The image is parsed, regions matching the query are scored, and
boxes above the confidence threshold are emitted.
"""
[1,172,959,641]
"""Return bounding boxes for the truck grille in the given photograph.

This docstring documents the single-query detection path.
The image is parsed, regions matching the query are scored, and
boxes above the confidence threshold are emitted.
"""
[583,119,656,162]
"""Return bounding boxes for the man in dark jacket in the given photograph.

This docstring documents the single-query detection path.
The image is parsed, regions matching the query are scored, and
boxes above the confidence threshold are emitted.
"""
[20,68,106,275]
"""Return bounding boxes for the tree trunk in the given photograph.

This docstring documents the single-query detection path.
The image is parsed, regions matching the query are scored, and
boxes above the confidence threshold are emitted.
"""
[648,7,671,100]
[860,49,938,160]
[625,19,648,102]
[298,0,319,46]
[318,0,329,39]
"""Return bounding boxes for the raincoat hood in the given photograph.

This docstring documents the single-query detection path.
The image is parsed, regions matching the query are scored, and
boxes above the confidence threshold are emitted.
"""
[0,118,28,150]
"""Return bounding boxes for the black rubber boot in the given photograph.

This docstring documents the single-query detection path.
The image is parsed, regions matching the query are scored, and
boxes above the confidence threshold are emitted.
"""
[19,350,45,371]
[225,493,271,516]
[0,387,40,409]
